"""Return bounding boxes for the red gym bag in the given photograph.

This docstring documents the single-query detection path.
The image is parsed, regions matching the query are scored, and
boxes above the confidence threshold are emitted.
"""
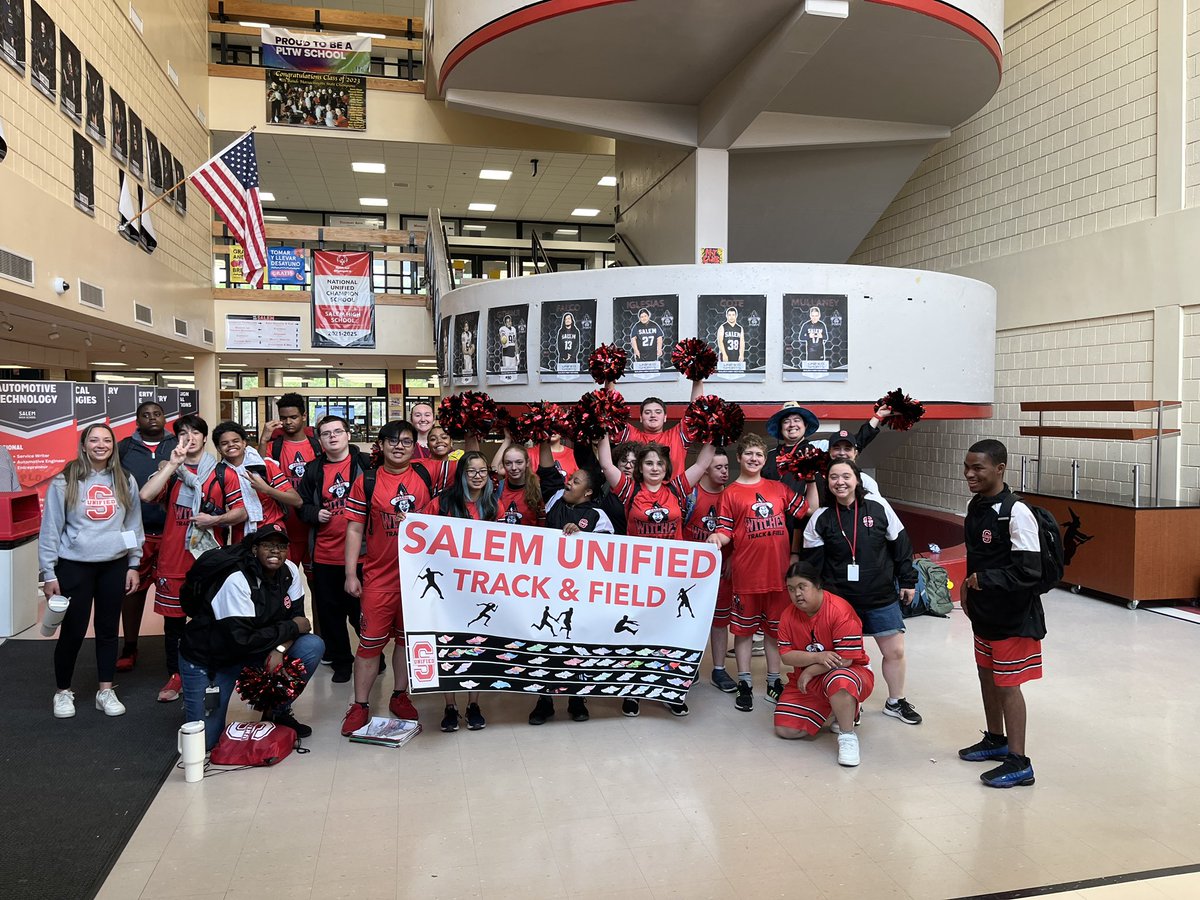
[209,721,297,767]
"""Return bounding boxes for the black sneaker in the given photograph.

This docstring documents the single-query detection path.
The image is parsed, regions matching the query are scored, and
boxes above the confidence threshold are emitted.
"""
[710,669,737,693]
[621,698,640,717]
[883,697,923,725]
[263,709,312,739]
[568,697,589,722]
[734,679,753,712]
[959,731,1009,762]
[440,705,460,732]
[765,678,783,705]
[667,701,689,717]
[465,703,486,730]
[980,754,1035,788]
[331,666,352,684]
[528,696,555,726]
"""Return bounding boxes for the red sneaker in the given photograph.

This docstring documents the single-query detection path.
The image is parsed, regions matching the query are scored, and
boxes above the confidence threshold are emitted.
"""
[115,650,138,673]
[341,702,370,736]
[389,691,419,721]
[156,673,181,703]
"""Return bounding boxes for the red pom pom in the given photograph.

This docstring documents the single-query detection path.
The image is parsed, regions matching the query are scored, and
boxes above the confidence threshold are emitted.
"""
[588,344,628,384]
[438,391,498,438]
[778,444,830,483]
[875,388,926,432]
[518,401,568,446]
[236,658,307,712]
[683,395,745,446]
[568,388,628,443]
[671,339,718,382]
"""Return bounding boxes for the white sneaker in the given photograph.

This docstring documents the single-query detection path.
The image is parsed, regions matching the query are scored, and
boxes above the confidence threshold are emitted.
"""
[95,688,126,717]
[837,732,860,767]
[53,689,76,718]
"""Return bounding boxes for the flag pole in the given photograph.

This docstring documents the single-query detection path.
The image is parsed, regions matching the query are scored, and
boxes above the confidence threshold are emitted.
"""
[128,126,257,226]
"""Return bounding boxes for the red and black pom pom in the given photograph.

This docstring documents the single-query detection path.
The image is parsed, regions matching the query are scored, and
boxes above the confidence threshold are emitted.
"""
[778,444,830,483]
[235,658,307,712]
[438,391,498,439]
[588,343,628,384]
[875,388,926,432]
[518,401,568,446]
[671,338,718,382]
[682,395,745,446]
[568,388,628,444]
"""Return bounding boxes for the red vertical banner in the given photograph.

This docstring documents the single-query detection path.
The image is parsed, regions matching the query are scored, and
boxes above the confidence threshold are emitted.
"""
[312,250,375,348]
[0,380,79,498]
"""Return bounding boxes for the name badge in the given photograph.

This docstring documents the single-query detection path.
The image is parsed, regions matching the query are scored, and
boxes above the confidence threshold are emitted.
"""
[846,564,861,582]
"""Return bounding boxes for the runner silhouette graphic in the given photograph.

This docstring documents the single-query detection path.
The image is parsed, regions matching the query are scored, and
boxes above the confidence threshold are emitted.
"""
[468,602,498,627]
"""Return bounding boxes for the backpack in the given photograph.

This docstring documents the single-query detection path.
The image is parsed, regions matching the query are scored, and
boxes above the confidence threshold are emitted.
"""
[998,494,1065,595]
[209,721,297,767]
[906,558,953,618]
[180,543,293,621]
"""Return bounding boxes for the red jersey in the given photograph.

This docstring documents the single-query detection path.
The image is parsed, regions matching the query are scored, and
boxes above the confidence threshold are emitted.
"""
[777,591,869,688]
[716,479,808,592]
[495,481,545,528]
[270,437,318,489]
[621,422,692,475]
[527,444,577,478]
[412,457,457,494]
[157,464,244,580]
[615,472,692,540]
[231,457,293,542]
[684,482,729,574]
[345,467,433,587]
[313,455,355,565]
[419,495,485,519]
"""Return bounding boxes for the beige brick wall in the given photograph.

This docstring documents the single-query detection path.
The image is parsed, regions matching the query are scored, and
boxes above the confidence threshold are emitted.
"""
[1182,306,1200,495]
[852,0,1158,273]
[0,0,210,284]
[1187,0,1200,206]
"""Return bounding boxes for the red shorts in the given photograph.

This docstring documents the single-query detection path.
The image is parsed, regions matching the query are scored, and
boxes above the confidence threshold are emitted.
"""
[974,635,1043,687]
[358,588,404,658]
[730,589,789,637]
[136,534,162,591]
[773,666,874,735]
[153,574,186,618]
[712,579,733,629]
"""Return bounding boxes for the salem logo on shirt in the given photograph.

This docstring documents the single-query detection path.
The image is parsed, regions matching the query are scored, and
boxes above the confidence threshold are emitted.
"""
[751,494,774,518]
[700,505,718,533]
[287,452,307,480]
[390,488,417,514]
[327,472,350,500]
[981,529,993,544]
[84,484,118,521]
[862,515,875,529]
[501,501,523,525]
[645,501,670,524]
[805,640,826,653]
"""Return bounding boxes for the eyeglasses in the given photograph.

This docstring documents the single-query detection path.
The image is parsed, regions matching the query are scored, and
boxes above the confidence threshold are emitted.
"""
[466,468,490,477]
[383,437,415,448]
[320,429,347,438]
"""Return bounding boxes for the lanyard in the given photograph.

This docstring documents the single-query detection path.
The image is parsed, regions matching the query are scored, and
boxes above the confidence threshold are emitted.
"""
[835,501,858,564]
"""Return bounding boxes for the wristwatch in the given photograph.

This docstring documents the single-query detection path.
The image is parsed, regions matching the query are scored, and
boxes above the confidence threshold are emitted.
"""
[275,644,287,654]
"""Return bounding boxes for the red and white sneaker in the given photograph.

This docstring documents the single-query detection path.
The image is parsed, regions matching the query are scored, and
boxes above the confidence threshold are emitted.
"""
[389,691,419,721]
[341,702,370,736]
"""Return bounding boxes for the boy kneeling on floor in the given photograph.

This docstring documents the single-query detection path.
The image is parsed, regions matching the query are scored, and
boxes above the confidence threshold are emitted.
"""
[178,523,324,750]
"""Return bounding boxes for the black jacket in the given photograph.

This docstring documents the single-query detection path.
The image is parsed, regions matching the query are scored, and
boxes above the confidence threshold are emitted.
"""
[964,485,1045,640]
[118,433,179,535]
[537,458,625,534]
[802,496,915,611]
[297,450,373,532]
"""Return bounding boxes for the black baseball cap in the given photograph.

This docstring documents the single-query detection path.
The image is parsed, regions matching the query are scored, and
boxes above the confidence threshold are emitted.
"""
[246,522,289,546]
[830,430,857,448]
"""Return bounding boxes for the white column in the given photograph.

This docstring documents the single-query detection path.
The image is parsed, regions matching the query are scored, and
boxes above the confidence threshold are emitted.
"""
[693,149,729,264]
[193,352,220,429]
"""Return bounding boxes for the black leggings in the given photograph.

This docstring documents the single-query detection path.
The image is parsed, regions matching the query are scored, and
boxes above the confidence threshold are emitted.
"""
[312,562,361,667]
[54,557,128,689]
[163,615,186,675]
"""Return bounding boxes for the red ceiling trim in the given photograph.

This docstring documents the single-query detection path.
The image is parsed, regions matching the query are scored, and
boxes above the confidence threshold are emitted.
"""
[866,0,1003,73]
[439,0,634,95]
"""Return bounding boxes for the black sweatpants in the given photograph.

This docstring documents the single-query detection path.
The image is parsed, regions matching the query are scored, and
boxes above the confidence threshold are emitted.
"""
[311,561,361,668]
[54,557,128,689]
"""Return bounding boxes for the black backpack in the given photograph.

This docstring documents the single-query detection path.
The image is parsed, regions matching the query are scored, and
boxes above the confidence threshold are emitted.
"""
[997,494,1065,595]
[271,433,321,462]
[181,543,255,620]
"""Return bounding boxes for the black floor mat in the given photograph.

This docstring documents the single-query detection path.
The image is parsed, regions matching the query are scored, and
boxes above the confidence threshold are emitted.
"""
[0,639,181,900]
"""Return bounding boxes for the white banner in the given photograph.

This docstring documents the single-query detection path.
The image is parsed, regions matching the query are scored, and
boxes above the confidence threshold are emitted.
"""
[261,27,371,74]
[399,514,721,701]
[312,250,375,348]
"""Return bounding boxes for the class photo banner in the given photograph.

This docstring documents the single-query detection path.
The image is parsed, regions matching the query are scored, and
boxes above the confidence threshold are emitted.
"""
[783,293,849,382]
[486,304,529,385]
[614,294,678,382]
[698,294,767,382]
[261,27,371,73]
[0,380,78,495]
[312,250,375,348]
[267,69,366,130]
[453,311,479,387]
[539,298,596,382]
[399,514,720,700]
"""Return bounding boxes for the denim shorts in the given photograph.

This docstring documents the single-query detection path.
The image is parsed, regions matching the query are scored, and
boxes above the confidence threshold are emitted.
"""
[858,600,905,638]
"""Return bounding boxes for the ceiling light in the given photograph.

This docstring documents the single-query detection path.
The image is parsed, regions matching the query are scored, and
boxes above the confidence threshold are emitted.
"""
[222,363,246,367]
[352,162,386,174]
[554,228,578,236]
[479,170,511,181]
[287,357,322,362]
[598,176,617,187]
[415,365,436,370]
[263,214,289,222]
[48,329,61,341]
[357,32,386,39]
[359,197,388,207]
[259,191,275,202]
[468,202,496,212]
[1,322,13,332]
[572,208,600,217]
[303,364,328,369]
[181,356,194,360]
[239,21,269,28]
[93,361,127,366]
[462,225,487,232]
[417,358,436,364]
[139,367,164,372]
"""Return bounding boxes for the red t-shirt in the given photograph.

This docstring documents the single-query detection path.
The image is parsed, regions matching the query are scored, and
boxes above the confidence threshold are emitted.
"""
[412,457,457,494]
[495,481,545,527]
[716,479,808,592]
[232,458,293,542]
[527,444,577,478]
[614,472,692,540]
[419,495,485,519]
[156,464,244,580]
[621,422,692,475]
[684,483,729,573]
[345,467,433,588]
[313,455,355,565]
[777,591,869,688]
[270,437,318,489]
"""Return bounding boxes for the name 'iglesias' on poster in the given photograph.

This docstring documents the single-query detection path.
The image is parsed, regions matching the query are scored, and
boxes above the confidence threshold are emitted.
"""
[486,305,529,385]
[697,294,767,382]
[613,294,678,383]
[539,299,596,383]
[783,293,849,382]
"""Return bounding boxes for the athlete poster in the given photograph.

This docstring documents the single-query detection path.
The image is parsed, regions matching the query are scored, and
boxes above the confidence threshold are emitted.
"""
[29,3,55,103]
[613,294,677,382]
[73,132,94,216]
[400,514,720,700]
[110,89,128,166]
[539,298,596,382]
[1,0,26,75]
[486,304,529,385]
[59,32,81,124]
[73,383,106,429]
[0,380,78,494]
[84,61,105,145]
[159,145,174,204]
[173,158,187,214]
[698,294,766,383]
[127,107,143,179]
[783,293,849,382]
[145,128,161,194]
[438,316,452,386]
[106,384,139,441]
[312,250,375,348]
[453,311,479,387]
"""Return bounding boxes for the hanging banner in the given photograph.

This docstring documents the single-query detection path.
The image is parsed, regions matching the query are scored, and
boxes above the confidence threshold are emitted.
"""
[0,0,25,75]
[453,311,479,387]
[73,132,94,216]
[145,128,161,194]
[84,60,105,145]
[59,33,81,124]
[260,27,371,73]
[438,316,452,387]
[110,89,128,166]
[127,107,143,180]
[73,382,107,429]
[159,145,174,204]
[399,514,720,700]
[486,304,529,385]
[30,2,55,102]
[312,250,375,348]
[178,389,199,416]
[226,314,302,351]
[539,299,596,383]
[155,388,180,425]
[267,246,306,285]
[613,294,678,383]
[267,69,366,130]
[697,294,767,383]
[106,385,138,441]
[135,385,158,413]
[173,158,187,214]
[228,244,247,284]
[783,293,849,382]
[0,380,78,495]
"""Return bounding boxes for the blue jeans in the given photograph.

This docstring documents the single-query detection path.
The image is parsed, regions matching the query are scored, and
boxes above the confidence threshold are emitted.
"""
[180,634,325,750]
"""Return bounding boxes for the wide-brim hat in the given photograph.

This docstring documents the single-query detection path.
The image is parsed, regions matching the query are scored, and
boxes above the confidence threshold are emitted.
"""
[766,402,819,440]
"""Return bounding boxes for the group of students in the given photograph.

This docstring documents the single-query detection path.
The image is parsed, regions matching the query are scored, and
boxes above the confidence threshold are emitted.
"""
[36,386,1044,786]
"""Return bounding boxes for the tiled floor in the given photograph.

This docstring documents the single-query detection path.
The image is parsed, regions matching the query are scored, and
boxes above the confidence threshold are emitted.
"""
[98,590,1200,900]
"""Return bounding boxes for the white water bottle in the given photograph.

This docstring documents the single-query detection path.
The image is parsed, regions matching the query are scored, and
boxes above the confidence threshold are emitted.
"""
[40,595,70,637]
[178,721,206,783]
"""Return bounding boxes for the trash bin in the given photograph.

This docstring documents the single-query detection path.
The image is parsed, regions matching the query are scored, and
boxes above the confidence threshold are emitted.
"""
[0,492,41,637]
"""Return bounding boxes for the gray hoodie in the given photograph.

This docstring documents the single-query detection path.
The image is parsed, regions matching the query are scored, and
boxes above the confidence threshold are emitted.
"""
[39,470,144,581]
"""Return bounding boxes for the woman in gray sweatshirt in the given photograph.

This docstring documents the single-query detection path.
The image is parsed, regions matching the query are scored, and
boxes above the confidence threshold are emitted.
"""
[39,423,144,719]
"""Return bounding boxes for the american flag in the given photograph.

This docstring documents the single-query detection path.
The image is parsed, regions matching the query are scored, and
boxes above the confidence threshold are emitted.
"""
[189,131,266,286]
